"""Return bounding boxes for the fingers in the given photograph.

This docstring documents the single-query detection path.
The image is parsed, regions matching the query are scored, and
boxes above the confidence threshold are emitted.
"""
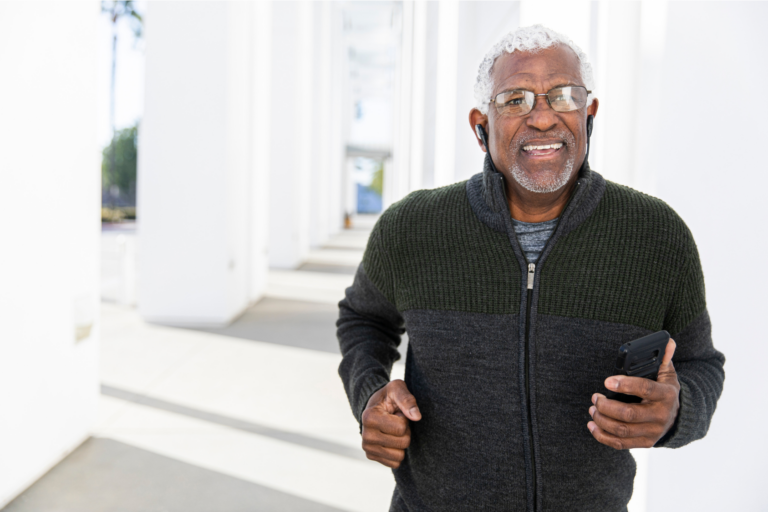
[364,444,407,468]
[656,339,678,384]
[361,380,420,468]
[362,407,410,436]
[604,338,679,395]
[361,406,412,469]
[589,405,665,442]
[587,420,655,450]
[363,426,411,450]
[591,394,664,424]
[603,375,666,402]
[388,379,422,421]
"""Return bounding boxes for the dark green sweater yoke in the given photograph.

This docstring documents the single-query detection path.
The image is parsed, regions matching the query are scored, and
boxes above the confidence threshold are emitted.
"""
[337,155,725,512]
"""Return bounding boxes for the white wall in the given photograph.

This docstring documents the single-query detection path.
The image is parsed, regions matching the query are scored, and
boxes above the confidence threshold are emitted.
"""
[309,2,346,248]
[268,1,313,268]
[0,2,100,506]
[391,1,522,196]
[646,3,768,510]
[139,2,261,326]
[454,1,521,183]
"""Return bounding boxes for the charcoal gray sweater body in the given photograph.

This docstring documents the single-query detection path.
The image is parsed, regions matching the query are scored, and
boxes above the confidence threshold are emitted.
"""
[336,157,725,512]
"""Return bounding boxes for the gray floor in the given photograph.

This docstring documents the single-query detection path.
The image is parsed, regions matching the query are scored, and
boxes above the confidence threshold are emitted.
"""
[196,297,343,355]
[196,297,408,360]
[2,438,346,512]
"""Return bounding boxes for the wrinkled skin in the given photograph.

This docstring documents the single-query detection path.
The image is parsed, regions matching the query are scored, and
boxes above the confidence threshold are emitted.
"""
[469,45,599,223]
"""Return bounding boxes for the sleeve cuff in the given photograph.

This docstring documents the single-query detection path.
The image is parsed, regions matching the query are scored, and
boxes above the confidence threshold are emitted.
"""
[654,379,696,449]
[354,375,391,432]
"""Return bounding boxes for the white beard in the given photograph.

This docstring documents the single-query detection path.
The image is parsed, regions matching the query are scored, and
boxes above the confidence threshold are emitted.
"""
[507,129,577,194]
[510,155,574,194]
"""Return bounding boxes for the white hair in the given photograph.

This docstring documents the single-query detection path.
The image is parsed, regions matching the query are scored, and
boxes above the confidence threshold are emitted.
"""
[474,24,595,115]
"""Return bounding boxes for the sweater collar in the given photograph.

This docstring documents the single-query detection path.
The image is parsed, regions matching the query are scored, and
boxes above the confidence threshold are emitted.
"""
[466,153,606,236]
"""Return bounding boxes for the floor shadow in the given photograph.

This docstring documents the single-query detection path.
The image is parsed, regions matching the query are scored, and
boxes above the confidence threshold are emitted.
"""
[3,437,345,512]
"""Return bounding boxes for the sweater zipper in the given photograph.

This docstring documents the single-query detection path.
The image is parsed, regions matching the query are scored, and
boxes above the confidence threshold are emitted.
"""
[525,262,537,512]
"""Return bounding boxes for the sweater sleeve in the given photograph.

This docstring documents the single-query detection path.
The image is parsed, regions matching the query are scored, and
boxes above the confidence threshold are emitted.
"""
[655,235,725,449]
[337,228,405,427]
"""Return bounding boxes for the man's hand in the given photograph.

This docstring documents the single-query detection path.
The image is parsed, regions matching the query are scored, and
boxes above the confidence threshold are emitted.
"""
[588,339,680,450]
[361,379,421,468]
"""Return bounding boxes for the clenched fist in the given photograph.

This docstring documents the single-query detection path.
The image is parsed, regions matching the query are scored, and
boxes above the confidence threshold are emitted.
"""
[361,379,421,468]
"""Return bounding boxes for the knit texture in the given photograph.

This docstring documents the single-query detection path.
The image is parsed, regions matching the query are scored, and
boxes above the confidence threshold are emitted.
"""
[338,158,725,512]
[364,179,706,337]
[363,182,521,315]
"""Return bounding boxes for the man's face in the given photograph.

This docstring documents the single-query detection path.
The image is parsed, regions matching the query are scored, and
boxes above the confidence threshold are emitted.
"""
[476,45,598,194]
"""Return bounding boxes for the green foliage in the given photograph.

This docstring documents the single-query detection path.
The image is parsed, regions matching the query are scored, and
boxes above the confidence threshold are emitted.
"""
[101,206,136,223]
[102,123,138,198]
[102,1,143,38]
[370,162,384,196]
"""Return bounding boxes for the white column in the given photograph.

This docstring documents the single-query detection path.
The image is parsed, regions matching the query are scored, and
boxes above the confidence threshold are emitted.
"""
[644,3,768,511]
[390,1,413,204]
[268,1,314,268]
[519,1,592,53]
[0,2,100,506]
[409,0,429,192]
[432,0,460,188]
[591,1,642,186]
[453,2,521,183]
[327,2,346,236]
[249,1,273,301]
[139,2,256,326]
[631,1,668,196]
[309,2,329,247]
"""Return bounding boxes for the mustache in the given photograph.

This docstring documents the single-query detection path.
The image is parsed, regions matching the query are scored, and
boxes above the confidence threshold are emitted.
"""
[510,130,576,151]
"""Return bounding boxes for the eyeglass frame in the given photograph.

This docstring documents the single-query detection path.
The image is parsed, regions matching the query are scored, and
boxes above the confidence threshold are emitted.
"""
[490,85,592,117]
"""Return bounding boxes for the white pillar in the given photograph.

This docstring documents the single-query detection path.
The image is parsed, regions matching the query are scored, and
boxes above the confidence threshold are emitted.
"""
[409,0,429,192]
[327,2,346,235]
[139,2,258,326]
[433,0,460,188]
[269,1,314,268]
[631,1,668,196]
[0,2,100,506]
[591,1,642,187]
[453,2,521,183]
[309,1,343,247]
[390,1,414,204]
[250,1,273,301]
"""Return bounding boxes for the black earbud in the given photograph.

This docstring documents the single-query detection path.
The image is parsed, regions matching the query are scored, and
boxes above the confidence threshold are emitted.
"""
[585,114,594,161]
[475,124,489,151]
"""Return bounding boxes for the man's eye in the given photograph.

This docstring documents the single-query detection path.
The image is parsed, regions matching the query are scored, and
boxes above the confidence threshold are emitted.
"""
[506,98,523,105]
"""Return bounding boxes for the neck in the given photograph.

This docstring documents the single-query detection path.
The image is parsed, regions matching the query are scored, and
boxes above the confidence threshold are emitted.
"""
[505,173,579,223]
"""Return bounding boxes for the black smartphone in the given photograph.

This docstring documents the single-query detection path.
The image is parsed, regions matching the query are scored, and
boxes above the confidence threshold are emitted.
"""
[604,330,670,403]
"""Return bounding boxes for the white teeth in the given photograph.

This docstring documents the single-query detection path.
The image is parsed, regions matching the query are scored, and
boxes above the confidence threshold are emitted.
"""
[523,143,563,151]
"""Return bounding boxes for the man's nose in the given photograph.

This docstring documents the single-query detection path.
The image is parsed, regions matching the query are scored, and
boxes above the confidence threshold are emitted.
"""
[525,94,558,132]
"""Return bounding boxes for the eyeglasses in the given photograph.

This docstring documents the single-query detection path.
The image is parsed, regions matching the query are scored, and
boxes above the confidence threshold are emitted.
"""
[492,86,591,117]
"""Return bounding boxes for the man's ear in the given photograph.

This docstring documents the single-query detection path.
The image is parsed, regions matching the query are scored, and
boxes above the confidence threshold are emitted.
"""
[469,109,488,152]
[587,97,599,118]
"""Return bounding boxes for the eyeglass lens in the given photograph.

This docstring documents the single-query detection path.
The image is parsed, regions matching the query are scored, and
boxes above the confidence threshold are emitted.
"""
[494,86,588,116]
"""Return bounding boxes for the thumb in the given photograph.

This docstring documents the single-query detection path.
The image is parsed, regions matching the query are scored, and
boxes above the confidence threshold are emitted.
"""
[388,380,422,421]
[657,338,677,382]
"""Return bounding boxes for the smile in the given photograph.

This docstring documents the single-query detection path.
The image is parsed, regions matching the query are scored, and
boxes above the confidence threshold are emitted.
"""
[521,141,564,158]
[522,143,563,151]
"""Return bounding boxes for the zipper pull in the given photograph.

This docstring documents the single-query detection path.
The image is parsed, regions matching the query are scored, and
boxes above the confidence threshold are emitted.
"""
[527,263,535,290]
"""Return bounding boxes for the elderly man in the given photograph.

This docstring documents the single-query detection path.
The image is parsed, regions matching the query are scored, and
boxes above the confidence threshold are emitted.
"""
[337,25,724,512]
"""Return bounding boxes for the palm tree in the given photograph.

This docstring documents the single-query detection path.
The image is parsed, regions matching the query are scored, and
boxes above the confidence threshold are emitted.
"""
[102,1,142,207]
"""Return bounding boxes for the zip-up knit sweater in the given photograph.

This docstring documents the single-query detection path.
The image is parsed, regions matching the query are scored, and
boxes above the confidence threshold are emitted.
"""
[337,156,725,512]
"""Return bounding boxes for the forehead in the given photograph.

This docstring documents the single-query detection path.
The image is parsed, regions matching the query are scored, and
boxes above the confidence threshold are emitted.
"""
[491,45,582,92]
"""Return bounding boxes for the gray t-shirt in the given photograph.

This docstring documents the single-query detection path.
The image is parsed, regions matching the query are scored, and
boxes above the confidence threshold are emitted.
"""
[511,217,559,263]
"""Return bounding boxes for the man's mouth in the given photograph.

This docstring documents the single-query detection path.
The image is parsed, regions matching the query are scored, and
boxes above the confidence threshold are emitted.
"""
[521,142,564,157]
